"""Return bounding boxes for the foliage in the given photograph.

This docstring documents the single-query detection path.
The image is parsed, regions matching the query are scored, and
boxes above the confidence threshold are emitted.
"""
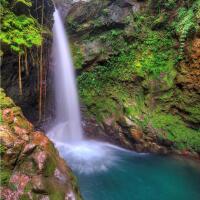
[148,0,177,11]
[0,0,42,54]
[0,169,11,186]
[148,112,200,151]
[77,1,200,152]
[71,44,85,69]
[0,144,6,155]
[0,144,11,186]
[15,0,32,7]
[171,1,200,58]
[134,31,177,78]
[78,16,178,119]
[184,105,200,123]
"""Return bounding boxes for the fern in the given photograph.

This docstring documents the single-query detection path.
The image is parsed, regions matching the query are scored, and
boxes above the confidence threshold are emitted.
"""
[172,2,200,59]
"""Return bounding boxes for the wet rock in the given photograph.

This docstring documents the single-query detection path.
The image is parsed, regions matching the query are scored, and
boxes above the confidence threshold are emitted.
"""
[118,115,135,128]
[14,116,33,132]
[2,109,14,124]
[22,143,37,155]
[104,116,115,127]
[13,126,29,141]
[32,150,48,171]
[130,128,143,142]
[31,131,50,149]
[0,125,15,148]
[134,143,145,152]
[32,175,47,194]
[54,168,67,183]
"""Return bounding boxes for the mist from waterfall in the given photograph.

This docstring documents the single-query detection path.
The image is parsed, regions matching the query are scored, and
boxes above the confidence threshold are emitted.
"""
[49,8,82,142]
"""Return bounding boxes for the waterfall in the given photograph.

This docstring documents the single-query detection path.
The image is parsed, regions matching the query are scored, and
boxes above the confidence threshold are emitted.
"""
[48,9,122,174]
[48,9,83,142]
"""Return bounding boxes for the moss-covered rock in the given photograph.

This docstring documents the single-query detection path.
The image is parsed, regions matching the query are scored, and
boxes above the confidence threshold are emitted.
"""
[64,0,200,156]
[0,89,83,200]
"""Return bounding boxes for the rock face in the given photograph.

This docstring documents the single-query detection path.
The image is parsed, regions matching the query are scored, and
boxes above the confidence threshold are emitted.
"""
[63,0,200,157]
[0,89,82,200]
[174,37,200,127]
[65,0,145,68]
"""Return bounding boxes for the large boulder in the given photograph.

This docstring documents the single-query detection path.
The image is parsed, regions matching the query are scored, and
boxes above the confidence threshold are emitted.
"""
[0,89,82,200]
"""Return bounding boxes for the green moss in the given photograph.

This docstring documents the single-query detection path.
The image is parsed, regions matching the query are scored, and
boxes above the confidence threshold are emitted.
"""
[0,168,11,186]
[49,191,65,200]
[11,106,22,116]
[14,116,30,129]
[134,31,177,78]
[91,18,104,28]
[0,145,12,186]
[0,89,15,109]
[24,182,32,193]
[184,105,200,123]
[19,159,37,175]
[19,194,30,200]
[43,156,56,177]
[78,28,177,121]
[0,0,43,54]
[149,112,200,151]
[152,13,169,29]
[66,16,79,31]
[76,0,200,154]
[158,90,174,101]
[0,144,6,155]
[71,44,84,69]
[0,144,11,186]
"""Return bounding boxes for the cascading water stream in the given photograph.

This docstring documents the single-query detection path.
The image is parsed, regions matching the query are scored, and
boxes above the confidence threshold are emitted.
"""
[47,8,122,173]
[48,8,82,142]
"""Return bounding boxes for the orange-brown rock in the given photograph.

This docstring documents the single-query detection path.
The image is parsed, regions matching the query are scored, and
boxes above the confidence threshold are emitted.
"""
[2,108,14,124]
[130,128,143,142]
[177,37,200,92]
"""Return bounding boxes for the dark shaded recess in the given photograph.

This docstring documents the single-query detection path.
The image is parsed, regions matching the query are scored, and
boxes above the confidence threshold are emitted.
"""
[1,0,54,123]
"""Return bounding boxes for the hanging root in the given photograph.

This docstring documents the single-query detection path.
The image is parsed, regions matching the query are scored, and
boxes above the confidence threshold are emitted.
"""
[18,53,23,95]
[24,48,29,77]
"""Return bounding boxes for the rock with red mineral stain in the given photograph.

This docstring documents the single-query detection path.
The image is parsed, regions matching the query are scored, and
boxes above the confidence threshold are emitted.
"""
[2,108,14,123]
[31,131,50,149]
